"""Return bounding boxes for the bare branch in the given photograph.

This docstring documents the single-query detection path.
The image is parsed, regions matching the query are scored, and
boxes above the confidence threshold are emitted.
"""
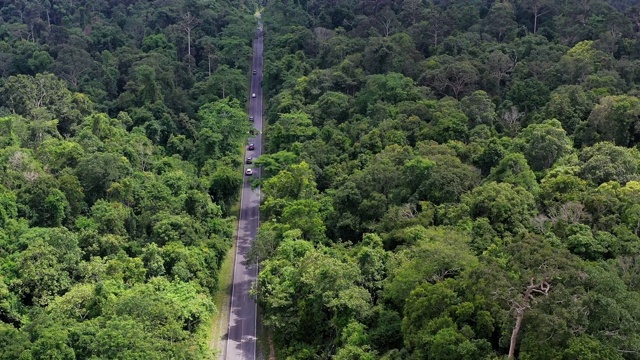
[508,278,551,359]
[179,12,200,57]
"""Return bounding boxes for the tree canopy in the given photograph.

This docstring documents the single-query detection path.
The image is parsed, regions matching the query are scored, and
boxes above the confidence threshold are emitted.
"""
[0,0,255,357]
[7,0,640,358]
[252,0,640,359]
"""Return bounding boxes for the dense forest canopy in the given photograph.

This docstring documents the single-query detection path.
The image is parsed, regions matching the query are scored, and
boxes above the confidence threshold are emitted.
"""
[7,0,640,359]
[0,0,257,358]
[252,0,640,359]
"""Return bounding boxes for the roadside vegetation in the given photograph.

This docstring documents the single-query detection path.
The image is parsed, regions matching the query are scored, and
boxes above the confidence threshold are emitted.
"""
[6,0,640,359]
[0,0,256,357]
[253,0,640,359]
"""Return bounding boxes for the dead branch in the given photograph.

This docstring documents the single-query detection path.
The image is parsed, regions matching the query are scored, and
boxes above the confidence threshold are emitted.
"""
[508,278,551,360]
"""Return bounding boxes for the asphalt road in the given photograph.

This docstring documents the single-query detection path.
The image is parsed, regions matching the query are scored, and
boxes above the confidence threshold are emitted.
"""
[223,27,264,360]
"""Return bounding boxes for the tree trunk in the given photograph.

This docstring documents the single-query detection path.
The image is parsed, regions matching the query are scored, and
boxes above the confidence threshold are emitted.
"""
[46,8,51,31]
[507,279,551,360]
[187,28,191,56]
[508,311,524,359]
[180,12,198,58]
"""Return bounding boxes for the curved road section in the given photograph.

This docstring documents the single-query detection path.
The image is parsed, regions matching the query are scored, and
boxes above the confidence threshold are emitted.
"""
[223,26,264,360]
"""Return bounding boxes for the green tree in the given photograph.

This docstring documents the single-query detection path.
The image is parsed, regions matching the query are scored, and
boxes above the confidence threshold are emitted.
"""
[0,185,17,228]
[542,85,594,134]
[425,98,469,144]
[482,0,519,41]
[36,139,85,174]
[90,200,132,236]
[53,45,97,89]
[384,227,478,308]
[194,98,250,164]
[538,167,588,211]
[586,95,640,147]
[460,90,497,128]
[0,322,32,359]
[12,228,82,306]
[553,40,610,86]
[578,142,640,185]
[506,78,550,113]
[192,65,247,105]
[312,91,352,125]
[422,56,479,99]
[16,175,68,227]
[267,112,318,152]
[419,156,481,204]
[1,73,93,136]
[515,119,573,172]
[75,153,132,205]
[463,182,536,234]
[256,244,371,351]
[280,199,330,243]
[487,153,538,193]
[356,73,424,112]
[253,151,299,178]
[207,165,243,210]
[263,161,319,204]
[402,280,493,360]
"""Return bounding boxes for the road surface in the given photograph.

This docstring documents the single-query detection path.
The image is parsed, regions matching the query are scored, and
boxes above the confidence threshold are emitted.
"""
[223,26,264,360]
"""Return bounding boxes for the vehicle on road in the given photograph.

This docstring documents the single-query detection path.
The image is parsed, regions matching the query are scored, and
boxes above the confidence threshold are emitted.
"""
[253,70,257,75]
[249,116,254,121]
[246,157,253,164]
[226,23,262,360]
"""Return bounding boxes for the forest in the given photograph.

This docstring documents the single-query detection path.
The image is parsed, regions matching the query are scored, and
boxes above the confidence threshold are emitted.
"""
[4,0,640,359]
[251,0,640,359]
[0,0,257,358]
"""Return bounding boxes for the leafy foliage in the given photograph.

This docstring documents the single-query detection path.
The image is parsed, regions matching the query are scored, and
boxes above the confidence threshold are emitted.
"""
[0,0,255,357]
[253,0,640,359]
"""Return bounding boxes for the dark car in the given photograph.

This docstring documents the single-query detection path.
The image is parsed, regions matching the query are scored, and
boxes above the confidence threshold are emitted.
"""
[249,116,254,121]
[246,157,253,164]
[248,143,255,150]
[253,70,257,75]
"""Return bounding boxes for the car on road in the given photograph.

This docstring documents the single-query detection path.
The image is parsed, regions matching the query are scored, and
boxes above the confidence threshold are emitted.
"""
[249,116,254,121]
[253,70,257,75]
[251,93,256,98]
[245,168,253,176]
[246,157,253,164]
[248,143,255,150]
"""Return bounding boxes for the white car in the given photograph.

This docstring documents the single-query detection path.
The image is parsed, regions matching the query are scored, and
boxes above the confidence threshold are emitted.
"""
[245,168,253,176]
[251,93,256,98]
